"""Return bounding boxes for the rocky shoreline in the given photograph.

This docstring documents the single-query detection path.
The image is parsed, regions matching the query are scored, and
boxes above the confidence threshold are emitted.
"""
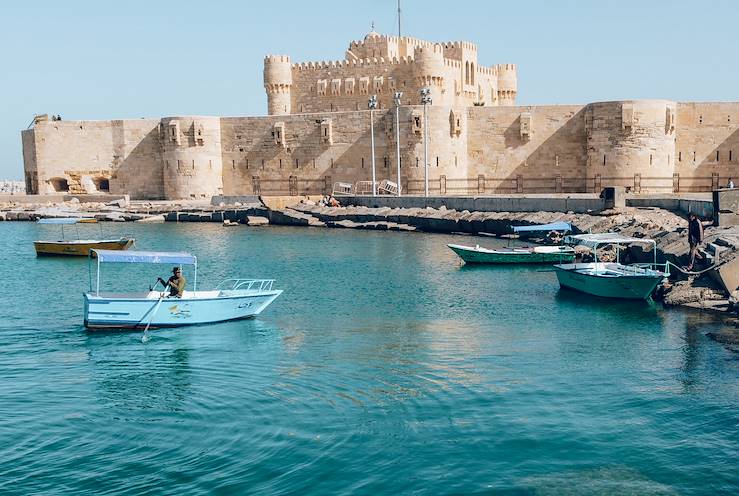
[3,196,739,347]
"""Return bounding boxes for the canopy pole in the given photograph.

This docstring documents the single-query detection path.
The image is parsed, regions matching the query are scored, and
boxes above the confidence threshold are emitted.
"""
[594,242,598,264]
[88,252,92,292]
[96,255,101,296]
[653,241,657,266]
[193,258,198,292]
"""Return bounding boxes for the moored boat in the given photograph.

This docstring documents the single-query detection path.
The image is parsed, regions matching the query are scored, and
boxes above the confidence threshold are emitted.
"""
[84,250,282,329]
[553,234,668,300]
[447,221,574,264]
[34,218,134,256]
[447,244,575,264]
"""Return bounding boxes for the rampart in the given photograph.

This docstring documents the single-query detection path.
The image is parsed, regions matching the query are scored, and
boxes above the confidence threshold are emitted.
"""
[21,100,739,200]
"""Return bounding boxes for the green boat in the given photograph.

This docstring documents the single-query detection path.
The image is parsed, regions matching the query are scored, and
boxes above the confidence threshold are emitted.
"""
[554,234,669,300]
[448,243,576,264]
[448,221,575,264]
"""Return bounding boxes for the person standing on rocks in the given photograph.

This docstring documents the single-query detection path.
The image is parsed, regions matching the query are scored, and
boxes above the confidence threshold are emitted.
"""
[687,213,704,271]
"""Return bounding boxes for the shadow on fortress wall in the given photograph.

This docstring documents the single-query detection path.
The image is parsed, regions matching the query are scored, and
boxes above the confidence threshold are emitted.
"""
[239,110,406,195]
[688,128,739,192]
[110,123,163,200]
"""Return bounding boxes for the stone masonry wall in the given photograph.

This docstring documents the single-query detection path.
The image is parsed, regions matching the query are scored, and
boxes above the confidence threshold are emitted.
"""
[22,120,164,199]
[22,101,739,199]
[466,105,587,193]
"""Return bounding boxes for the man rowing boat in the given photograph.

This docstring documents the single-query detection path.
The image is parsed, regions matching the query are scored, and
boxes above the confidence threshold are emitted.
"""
[158,267,187,297]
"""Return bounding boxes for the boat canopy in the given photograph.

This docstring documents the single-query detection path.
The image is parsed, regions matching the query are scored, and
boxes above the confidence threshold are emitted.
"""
[37,217,96,224]
[512,221,571,233]
[565,233,656,249]
[92,249,197,265]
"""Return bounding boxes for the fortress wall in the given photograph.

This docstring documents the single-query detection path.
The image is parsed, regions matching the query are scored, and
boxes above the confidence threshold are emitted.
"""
[23,119,163,199]
[465,105,587,192]
[27,120,115,194]
[221,110,416,195]
[220,106,474,196]
[23,102,739,199]
[675,102,739,191]
[586,100,677,193]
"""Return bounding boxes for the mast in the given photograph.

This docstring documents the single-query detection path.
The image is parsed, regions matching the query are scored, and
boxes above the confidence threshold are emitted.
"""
[397,0,401,37]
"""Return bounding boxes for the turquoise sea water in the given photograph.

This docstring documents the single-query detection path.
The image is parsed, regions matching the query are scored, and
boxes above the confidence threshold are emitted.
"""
[0,222,737,495]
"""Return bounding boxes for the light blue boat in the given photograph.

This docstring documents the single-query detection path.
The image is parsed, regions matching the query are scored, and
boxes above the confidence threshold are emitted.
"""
[84,250,282,329]
[554,234,669,300]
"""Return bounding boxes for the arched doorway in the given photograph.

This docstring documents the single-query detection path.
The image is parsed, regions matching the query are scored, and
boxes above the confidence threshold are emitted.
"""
[50,177,69,192]
[93,177,110,192]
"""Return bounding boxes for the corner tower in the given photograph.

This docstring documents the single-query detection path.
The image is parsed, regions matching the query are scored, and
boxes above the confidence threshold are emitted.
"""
[264,55,292,116]
[161,116,223,200]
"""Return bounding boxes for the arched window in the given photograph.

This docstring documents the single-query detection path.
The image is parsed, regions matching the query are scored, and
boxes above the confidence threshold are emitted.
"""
[470,63,475,85]
[465,62,469,85]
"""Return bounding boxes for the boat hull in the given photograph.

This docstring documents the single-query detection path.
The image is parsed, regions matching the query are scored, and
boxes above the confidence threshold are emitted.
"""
[448,244,575,264]
[35,238,134,257]
[553,263,663,300]
[84,290,282,329]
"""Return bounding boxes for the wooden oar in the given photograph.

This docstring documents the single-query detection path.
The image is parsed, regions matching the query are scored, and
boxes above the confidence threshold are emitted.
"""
[141,294,165,343]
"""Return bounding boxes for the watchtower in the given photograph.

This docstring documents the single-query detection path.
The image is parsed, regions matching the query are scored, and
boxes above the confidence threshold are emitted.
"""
[264,55,293,116]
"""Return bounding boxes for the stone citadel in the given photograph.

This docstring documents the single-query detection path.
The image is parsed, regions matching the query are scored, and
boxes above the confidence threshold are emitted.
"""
[21,31,739,199]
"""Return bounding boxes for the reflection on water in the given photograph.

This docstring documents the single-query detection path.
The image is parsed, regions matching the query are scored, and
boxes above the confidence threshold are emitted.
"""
[0,223,737,495]
[86,337,192,414]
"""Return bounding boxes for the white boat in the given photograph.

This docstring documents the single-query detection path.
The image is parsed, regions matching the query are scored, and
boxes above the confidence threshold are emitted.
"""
[84,250,283,329]
[553,234,669,300]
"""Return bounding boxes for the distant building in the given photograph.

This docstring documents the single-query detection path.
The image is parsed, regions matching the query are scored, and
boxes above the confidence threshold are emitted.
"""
[20,32,739,199]
[0,180,25,194]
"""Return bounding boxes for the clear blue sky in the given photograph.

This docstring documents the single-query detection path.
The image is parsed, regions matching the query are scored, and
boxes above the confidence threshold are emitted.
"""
[2,0,737,179]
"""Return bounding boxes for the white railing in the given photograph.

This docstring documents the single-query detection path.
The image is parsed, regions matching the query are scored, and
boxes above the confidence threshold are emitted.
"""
[333,182,354,195]
[378,179,399,195]
[354,181,375,195]
[215,279,275,292]
[631,262,671,277]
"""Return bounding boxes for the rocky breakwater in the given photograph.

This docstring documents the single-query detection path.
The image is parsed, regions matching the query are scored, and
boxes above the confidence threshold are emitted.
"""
[0,198,272,224]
